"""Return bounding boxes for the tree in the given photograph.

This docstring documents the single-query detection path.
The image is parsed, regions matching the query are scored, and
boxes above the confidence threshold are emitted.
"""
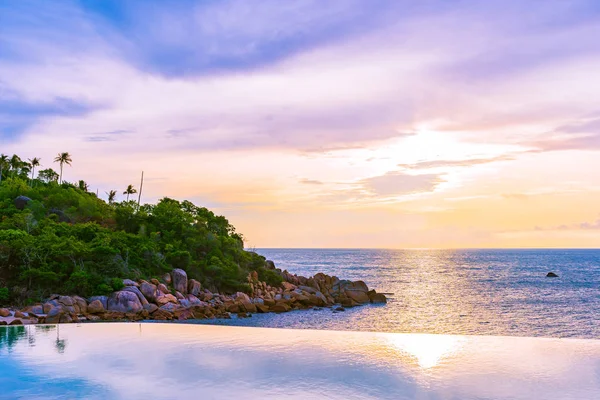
[9,154,22,177]
[78,180,89,192]
[0,154,7,184]
[123,185,137,202]
[28,157,41,184]
[54,152,72,184]
[106,190,117,204]
[38,168,59,183]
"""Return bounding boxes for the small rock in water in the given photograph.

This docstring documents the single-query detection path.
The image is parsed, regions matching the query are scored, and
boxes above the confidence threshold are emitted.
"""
[546,272,559,278]
[334,306,346,312]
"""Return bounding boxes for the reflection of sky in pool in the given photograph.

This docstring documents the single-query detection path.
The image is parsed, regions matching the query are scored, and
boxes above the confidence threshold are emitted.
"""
[1,324,600,399]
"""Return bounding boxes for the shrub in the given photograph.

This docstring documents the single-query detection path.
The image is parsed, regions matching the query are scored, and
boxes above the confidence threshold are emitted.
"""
[0,287,9,304]
[258,268,283,287]
[110,277,124,292]
[95,284,113,296]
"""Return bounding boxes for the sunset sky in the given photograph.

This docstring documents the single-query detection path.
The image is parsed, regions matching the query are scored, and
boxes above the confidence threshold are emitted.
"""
[2,0,600,248]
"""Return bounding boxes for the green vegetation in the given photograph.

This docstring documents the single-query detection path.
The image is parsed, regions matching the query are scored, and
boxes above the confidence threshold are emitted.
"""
[0,153,274,305]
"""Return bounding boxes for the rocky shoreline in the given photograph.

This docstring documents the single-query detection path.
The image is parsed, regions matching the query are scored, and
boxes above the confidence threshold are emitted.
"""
[0,261,387,326]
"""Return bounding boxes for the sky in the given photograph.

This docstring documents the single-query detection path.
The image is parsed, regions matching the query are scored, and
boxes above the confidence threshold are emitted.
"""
[1,0,600,248]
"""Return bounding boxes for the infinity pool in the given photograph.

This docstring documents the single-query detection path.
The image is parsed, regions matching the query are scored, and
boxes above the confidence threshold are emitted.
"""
[1,323,599,399]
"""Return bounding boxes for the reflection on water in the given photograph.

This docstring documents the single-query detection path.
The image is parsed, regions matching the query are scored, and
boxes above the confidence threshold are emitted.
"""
[1,323,600,399]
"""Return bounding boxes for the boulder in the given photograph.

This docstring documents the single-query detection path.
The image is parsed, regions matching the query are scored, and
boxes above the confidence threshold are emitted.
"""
[107,291,143,313]
[226,303,241,313]
[175,291,185,300]
[256,304,270,313]
[172,269,188,294]
[45,307,64,324]
[14,311,26,318]
[188,279,202,296]
[29,305,44,315]
[122,286,150,306]
[14,195,32,210]
[203,292,214,301]
[298,285,317,294]
[272,302,291,313]
[263,298,276,307]
[175,309,194,320]
[159,303,180,313]
[156,294,178,306]
[72,296,88,314]
[140,281,159,303]
[369,292,387,304]
[235,292,251,303]
[252,298,265,305]
[151,308,173,320]
[546,272,559,278]
[282,282,296,291]
[340,297,359,308]
[265,260,276,270]
[178,299,191,308]
[122,279,139,287]
[162,272,172,285]
[158,283,169,295]
[87,300,105,314]
[345,289,370,304]
[43,299,60,314]
[307,294,325,307]
[58,296,74,307]
[59,314,73,324]
[88,296,108,310]
[241,301,257,313]
[186,294,201,305]
[0,308,10,317]
[143,303,158,313]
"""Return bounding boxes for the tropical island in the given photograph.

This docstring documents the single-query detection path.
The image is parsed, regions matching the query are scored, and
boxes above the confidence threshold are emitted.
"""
[0,153,386,325]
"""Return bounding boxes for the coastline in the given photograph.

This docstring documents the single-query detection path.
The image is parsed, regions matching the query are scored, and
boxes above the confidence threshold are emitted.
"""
[0,260,387,326]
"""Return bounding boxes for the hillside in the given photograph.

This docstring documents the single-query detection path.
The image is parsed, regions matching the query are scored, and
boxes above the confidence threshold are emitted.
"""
[0,153,280,305]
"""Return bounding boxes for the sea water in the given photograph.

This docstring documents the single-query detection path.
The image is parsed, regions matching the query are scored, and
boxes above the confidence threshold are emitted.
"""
[203,248,600,339]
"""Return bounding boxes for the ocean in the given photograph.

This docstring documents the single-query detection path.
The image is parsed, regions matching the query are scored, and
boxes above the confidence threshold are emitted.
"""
[200,248,600,339]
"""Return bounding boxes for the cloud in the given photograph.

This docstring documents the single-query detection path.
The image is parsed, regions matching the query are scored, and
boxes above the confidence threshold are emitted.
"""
[0,95,99,140]
[299,179,323,185]
[84,129,132,142]
[361,172,443,197]
[535,218,600,231]
[398,155,516,170]
[580,219,600,230]
[74,0,398,78]
[501,193,529,200]
[529,116,600,151]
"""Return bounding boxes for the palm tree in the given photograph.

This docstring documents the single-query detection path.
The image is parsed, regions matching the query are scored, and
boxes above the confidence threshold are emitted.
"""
[9,154,22,177]
[28,157,41,184]
[123,184,137,201]
[54,152,72,184]
[0,154,7,184]
[106,190,117,204]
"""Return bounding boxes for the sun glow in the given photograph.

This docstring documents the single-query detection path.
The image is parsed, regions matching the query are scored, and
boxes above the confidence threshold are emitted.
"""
[382,333,467,369]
